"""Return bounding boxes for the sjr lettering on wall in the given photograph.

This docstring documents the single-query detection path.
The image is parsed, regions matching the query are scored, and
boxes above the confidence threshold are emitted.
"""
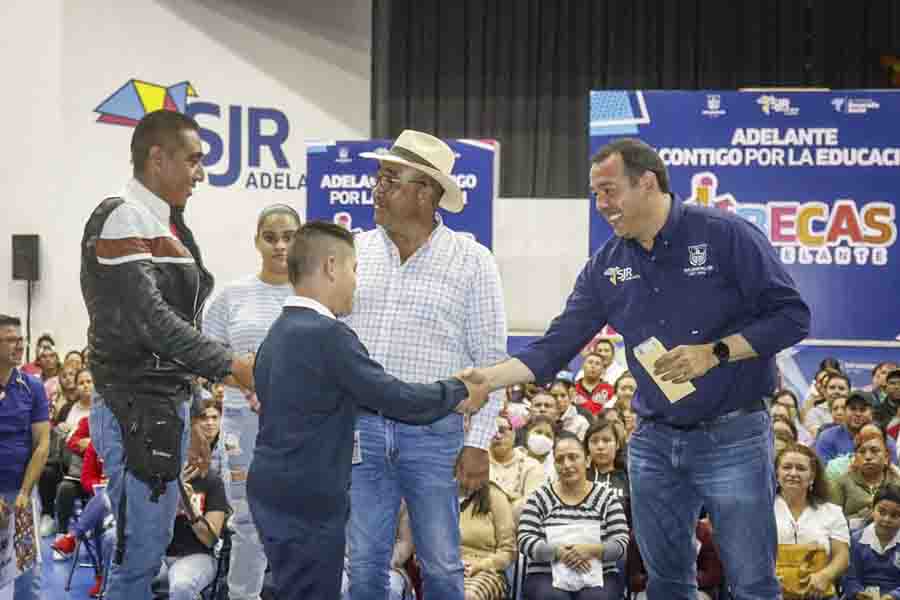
[94,78,305,191]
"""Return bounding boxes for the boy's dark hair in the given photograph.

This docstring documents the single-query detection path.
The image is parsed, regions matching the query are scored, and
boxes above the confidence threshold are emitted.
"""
[287,221,355,285]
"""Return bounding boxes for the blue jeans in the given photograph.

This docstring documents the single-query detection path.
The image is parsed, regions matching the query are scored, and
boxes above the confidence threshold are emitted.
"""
[349,413,464,600]
[222,405,266,600]
[92,389,190,600]
[0,490,41,600]
[158,553,216,600]
[628,410,779,600]
[70,490,111,538]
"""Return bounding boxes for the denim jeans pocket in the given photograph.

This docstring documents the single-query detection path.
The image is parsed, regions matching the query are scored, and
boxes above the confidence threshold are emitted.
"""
[705,410,769,448]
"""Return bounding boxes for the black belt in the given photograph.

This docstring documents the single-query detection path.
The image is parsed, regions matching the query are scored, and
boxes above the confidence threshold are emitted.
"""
[644,398,767,432]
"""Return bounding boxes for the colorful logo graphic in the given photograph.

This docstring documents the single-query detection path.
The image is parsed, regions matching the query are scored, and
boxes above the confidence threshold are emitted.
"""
[685,172,896,266]
[756,95,799,116]
[95,78,303,190]
[94,79,197,127]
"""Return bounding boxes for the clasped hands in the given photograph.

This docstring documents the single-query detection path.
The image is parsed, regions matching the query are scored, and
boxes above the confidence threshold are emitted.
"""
[453,367,492,416]
[554,544,597,573]
[223,352,258,412]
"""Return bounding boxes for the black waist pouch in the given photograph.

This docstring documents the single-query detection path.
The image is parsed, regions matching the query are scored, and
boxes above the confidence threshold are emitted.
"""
[107,391,184,489]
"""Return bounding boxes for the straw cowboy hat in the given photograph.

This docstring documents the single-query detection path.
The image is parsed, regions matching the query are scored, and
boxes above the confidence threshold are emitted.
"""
[360,130,464,213]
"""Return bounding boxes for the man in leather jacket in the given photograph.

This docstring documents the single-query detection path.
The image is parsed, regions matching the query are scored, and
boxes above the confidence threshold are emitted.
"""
[80,109,254,600]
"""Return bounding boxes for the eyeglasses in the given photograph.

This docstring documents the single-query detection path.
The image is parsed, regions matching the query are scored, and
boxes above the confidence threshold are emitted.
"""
[373,171,431,191]
[0,337,24,346]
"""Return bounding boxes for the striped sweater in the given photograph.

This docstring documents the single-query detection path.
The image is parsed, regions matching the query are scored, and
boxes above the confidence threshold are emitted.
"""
[518,482,629,576]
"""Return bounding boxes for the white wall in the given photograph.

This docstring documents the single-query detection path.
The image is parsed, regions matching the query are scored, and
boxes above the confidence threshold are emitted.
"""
[0,0,589,353]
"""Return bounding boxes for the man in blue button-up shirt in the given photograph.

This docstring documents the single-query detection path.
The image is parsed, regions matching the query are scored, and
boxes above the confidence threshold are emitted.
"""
[0,314,50,600]
[472,139,810,600]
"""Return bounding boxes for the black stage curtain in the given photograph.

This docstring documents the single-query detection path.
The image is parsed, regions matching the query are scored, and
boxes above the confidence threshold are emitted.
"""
[372,0,900,198]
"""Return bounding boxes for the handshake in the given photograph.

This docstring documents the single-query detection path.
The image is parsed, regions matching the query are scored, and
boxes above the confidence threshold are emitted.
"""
[224,352,258,411]
[453,367,493,416]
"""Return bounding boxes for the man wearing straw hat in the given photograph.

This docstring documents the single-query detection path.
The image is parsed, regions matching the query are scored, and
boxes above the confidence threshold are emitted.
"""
[345,130,507,600]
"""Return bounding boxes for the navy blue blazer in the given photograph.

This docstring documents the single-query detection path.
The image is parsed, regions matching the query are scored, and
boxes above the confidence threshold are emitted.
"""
[247,306,467,523]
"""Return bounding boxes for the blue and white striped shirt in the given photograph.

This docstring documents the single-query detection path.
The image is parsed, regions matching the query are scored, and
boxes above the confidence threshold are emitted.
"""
[203,274,293,409]
[343,216,508,449]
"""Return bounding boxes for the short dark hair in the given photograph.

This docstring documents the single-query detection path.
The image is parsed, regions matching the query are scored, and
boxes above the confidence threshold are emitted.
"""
[256,204,302,236]
[131,110,200,175]
[590,138,670,194]
[887,369,900,383]
[64,350,83,362]
[874,483,900,507]
[0,314,21,328]
[36,332,54,347]
[287,221,355,285]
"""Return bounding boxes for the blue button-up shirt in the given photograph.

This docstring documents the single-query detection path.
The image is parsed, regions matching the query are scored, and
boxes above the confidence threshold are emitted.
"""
[0,368,49,492]
[516,195,810,426]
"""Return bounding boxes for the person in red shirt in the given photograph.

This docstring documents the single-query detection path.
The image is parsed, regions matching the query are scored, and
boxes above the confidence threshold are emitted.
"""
[574,351,615,416]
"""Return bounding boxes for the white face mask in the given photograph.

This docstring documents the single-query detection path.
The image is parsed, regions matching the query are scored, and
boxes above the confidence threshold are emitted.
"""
[527,433,553,457]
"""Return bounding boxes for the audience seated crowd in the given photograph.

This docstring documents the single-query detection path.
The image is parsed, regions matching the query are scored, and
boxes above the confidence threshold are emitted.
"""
[17,326,900,600]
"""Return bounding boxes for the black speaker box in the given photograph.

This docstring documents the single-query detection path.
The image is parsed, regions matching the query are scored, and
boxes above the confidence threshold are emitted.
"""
[12,234,39,281]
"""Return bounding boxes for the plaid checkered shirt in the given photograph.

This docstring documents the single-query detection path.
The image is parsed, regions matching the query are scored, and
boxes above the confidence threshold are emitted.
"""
[343,216,508,449]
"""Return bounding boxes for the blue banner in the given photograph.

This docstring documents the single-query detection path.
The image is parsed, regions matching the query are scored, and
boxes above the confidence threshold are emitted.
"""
[306,139,499,249]
[589,90,900,342]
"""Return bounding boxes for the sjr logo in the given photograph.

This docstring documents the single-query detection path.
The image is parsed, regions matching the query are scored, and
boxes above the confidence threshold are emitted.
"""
[95,79,305,190]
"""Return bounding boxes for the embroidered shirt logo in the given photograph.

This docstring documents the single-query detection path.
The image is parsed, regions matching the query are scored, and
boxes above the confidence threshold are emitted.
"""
[604,266,641,286]
[688,244,708,267]
[684,244,715,277]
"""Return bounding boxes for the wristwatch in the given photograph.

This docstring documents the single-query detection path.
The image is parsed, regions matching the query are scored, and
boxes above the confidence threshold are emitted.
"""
[712,341,730,365]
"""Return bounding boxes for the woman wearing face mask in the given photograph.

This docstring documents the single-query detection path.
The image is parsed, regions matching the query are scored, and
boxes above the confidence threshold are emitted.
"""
[202,204,300,600]
[584,419,629,503]
[774,443,849,599]
[831,427,900,532]
[489,415,544,522]
[518,433,629,600]
[522,417,557,483]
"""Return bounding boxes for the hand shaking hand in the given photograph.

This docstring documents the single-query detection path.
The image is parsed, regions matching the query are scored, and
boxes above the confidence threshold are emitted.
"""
[453,367,491,416]
[224,352,255,392]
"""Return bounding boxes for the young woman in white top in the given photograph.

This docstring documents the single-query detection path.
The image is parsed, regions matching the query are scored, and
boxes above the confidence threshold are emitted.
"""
[774,443,849,599]
[202,204,300,600]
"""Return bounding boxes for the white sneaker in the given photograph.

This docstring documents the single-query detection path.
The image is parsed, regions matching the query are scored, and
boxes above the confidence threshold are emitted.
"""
[52,549,68,561]
[39,514,56,538]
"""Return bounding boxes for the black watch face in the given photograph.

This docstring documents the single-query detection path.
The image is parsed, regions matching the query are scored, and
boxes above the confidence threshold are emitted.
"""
[715,343,729,362]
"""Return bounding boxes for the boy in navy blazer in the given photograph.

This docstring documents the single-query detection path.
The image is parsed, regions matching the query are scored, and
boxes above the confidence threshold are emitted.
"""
[247,221,489,599]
